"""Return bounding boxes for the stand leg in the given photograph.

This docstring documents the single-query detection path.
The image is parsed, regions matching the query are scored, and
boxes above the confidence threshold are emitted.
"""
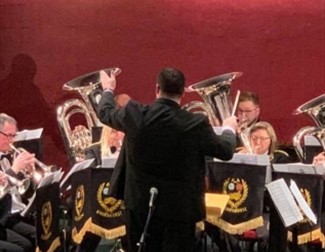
[137,208,154,252]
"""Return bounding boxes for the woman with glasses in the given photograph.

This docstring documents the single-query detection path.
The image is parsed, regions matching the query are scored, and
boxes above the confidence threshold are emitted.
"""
[237,121,292,252]
[243,121,291,163]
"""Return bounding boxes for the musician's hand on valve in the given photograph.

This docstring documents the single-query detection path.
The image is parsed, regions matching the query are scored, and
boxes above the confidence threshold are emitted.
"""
[222,116,238,132]
[100,70,117,92]
[11,151,36,174]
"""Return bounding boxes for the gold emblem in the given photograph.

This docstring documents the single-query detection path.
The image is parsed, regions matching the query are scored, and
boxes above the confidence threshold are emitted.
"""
[223,178,248,213]
[41,201,52,240]
[74,185,85,221]
[96,182,123,218]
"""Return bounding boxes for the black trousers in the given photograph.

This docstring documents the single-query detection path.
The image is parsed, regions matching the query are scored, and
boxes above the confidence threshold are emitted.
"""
[3,217,35,252]
[125,209,196,252]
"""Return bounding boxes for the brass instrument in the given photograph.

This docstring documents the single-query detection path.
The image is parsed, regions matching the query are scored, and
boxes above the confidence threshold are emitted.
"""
[183,72,253,152]
[9,144,57,183]
[57,68,121,165]
[293,94,325,162]
[0,173,30,199]
[183,72,242,126]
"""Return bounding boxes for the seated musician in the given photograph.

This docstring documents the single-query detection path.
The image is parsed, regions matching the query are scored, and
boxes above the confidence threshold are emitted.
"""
[238,121,291,163]
[0,113,36,251]
[237,91,260,129]
[208,121,291,252]
[239,121,292,252]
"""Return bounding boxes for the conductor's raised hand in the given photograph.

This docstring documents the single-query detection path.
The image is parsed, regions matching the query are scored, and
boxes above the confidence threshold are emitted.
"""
[222,116,238,132]
[100,69,118,92]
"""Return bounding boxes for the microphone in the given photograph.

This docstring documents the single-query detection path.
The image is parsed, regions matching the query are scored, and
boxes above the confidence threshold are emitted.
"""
[149,187,158,208]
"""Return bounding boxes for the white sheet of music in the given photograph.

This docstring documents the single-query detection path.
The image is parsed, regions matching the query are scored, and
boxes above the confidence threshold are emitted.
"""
[21,173,55,217]
[14,128,43,141]
[214,153,270,166]
[289,179,317,224]
[266,178,304,227]
[59,158,94,188]
[101,155,118,168]
[273,163,319,175]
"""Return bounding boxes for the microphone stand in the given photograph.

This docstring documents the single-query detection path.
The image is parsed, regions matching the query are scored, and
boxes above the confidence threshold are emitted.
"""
[137,206,155,252]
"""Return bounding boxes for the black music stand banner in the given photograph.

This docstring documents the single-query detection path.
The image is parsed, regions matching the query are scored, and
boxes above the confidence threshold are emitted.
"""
[71,168,125,244]
[207,160,266,234]
[35,182,61,252]
[275,172,324,245]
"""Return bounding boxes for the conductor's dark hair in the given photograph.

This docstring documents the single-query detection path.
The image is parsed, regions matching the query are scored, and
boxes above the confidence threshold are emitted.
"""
[157,67,185,97]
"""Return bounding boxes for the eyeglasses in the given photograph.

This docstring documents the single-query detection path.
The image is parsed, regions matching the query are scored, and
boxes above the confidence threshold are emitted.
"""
[0,131,17,139]
[250,135,270,142]
[237,108,258,114]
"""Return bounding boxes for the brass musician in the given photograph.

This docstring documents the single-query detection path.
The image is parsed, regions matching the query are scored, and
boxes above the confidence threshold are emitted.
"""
[0,113,36,251]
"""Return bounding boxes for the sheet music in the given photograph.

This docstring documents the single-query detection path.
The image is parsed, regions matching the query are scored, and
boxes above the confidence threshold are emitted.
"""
[101,156,118,168]
[21,172,56,217]
[305,135,322,146]
[266,178,304,227]
[273,163,318,175]
[59,158,94,188]
[214,153,270,166]
[14,128,43,141]
[314,163,325,175]
[290,179,317,224]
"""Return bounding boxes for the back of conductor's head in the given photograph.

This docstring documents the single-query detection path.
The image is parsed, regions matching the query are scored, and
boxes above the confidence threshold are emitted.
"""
[157,67,185,99]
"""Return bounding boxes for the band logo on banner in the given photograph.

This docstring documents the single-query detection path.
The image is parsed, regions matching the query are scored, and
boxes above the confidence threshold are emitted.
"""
[36,183,61,252]
[207,160,266,234]
[71,168,125,244]
[96,182,123,218]
[275,172,324,245]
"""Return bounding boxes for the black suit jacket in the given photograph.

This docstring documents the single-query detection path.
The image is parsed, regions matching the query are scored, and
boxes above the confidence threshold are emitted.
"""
[98,91,236,222]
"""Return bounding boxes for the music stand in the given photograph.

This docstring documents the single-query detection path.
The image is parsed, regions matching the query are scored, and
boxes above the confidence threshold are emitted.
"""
[271,163,324,249]
[207,153,268,234]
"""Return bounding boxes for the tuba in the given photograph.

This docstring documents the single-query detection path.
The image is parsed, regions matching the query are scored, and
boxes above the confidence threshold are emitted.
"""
[292,94,325,162]
[183,72,242,126]
[182,72,255,153]
[57,68,121,165]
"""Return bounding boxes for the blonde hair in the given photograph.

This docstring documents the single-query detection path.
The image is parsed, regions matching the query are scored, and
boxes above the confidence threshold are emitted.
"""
[249,121,277,158]
[100,125,112,158]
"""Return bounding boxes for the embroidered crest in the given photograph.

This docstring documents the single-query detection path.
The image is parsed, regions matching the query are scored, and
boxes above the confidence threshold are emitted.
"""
[41,201,52,240]
[74,185,85,221]
[223,178,248,213]
[96,182,123,218]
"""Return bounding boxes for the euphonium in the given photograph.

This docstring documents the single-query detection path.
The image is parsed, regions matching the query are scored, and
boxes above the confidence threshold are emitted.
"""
[57,68,121,165]
[292,94,325,162]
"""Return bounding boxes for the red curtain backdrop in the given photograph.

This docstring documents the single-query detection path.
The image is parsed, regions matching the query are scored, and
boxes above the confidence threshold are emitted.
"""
[0,0,324,169]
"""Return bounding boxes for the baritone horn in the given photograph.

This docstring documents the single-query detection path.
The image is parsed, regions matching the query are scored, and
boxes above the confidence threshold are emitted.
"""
[182,72,243,126]
[57,68,121,165]
[292,94,325,162]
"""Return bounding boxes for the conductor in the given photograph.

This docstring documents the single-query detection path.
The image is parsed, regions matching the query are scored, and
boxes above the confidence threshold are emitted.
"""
[97,67,238,252]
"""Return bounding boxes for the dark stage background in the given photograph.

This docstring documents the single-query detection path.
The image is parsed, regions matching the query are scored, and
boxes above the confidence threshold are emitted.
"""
[0,0,324,170]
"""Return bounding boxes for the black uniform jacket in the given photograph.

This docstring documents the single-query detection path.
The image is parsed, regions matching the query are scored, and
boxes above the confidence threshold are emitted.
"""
[98,91,236,223]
